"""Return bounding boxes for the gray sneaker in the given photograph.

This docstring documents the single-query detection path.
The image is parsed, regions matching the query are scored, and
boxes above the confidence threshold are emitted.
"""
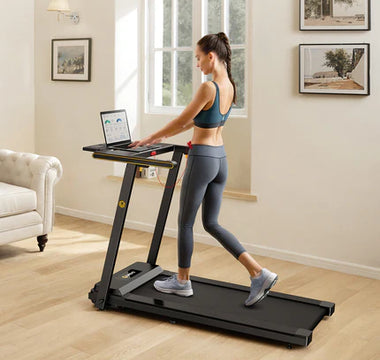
[154,274,193,297]
[245,268,278,307]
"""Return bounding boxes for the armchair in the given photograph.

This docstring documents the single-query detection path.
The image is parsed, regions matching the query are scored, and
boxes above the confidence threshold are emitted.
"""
[0,149,63,251]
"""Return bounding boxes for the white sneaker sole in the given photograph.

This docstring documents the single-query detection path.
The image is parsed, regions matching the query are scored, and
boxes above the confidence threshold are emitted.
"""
[245,273,278,307]
[153,283,193,297]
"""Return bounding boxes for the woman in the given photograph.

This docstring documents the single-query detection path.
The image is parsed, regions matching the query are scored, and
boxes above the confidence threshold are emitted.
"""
[128,32,278,306]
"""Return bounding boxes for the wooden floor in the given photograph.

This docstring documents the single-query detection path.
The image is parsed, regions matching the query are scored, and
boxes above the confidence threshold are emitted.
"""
[1,214,379,359]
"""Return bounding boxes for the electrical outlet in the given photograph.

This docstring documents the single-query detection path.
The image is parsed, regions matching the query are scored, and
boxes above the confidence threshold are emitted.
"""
[141,166,157,179]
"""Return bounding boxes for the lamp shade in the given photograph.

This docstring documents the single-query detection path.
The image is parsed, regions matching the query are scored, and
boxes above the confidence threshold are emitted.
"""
[47,0,71,12]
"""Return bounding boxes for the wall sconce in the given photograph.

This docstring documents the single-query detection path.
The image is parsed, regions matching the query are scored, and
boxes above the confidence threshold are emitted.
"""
[47,0,80,24]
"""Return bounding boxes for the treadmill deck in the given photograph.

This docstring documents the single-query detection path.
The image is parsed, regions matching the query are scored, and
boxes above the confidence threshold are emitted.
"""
[89,263,334,347]
[132,274,327,331]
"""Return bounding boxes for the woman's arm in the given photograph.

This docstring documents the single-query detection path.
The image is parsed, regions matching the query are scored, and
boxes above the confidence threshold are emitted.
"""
[128,82,213,148]
[166,121,194,137]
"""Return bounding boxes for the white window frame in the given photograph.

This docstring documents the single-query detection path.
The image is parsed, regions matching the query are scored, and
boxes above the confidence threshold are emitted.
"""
[146,0,247,116]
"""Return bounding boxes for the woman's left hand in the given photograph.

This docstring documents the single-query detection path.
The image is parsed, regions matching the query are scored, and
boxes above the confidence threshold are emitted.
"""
[127,135,164,149]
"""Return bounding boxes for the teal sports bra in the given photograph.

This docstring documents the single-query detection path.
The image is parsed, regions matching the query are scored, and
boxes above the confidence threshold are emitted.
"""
[193,81,233,129]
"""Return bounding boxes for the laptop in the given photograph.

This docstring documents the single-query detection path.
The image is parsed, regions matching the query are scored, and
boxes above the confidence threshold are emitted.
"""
[100,109,160,152]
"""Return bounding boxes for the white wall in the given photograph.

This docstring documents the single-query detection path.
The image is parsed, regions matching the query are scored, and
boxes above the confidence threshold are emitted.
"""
[0,0,35,152]
[249,0,379,276]
[35,0,117,219]
[113,0,141,177]
[34,1,380,279]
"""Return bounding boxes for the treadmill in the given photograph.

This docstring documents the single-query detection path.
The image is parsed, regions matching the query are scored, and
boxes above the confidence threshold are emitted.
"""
[83,143,335,348]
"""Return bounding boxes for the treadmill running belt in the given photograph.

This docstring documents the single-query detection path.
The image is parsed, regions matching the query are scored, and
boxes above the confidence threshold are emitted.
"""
[130,275,327,331]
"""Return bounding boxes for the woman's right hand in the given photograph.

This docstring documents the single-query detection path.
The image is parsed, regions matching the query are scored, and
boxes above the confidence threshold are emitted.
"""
[128,135,164,149]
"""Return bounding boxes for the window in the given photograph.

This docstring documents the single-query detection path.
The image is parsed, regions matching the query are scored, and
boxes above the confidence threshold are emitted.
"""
[148,0,247,113]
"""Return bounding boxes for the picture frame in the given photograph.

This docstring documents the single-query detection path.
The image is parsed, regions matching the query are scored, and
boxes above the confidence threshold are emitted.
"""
[299,43,370,96]
[300,0,371,31]
[51,38,92,81]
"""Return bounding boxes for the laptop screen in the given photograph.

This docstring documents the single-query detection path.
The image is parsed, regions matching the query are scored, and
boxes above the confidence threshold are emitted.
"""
[100,110,131,145]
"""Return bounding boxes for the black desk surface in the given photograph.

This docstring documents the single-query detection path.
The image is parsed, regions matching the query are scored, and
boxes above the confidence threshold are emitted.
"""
[83,143,188,168]
[83,142,181,156]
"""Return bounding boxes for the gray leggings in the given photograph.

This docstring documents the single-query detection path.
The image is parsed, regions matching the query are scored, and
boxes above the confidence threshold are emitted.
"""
[177,144,246,268]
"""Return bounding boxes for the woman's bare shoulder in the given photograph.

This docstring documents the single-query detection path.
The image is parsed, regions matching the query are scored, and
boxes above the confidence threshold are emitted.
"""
[201,80,215,89]
[198,81,216,97]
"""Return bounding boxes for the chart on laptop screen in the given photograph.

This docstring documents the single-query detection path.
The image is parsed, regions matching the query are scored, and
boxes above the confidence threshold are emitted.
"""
[101,111,131,144]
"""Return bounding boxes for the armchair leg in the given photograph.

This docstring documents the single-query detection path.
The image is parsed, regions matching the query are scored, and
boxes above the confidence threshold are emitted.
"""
[37,234,48,252]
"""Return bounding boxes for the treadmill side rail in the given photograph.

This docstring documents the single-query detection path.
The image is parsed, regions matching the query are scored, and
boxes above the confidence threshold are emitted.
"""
[319,301,335,316]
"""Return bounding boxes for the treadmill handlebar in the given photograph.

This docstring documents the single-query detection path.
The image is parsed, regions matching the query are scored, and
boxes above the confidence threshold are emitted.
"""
[92,152,178,169]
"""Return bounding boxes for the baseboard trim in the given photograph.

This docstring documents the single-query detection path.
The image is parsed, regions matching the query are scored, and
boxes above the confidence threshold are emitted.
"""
[56,206,380,280]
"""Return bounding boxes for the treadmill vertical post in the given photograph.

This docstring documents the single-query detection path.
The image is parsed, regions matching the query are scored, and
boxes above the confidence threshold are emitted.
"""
[147,147,184,266]
[95,163,137,310]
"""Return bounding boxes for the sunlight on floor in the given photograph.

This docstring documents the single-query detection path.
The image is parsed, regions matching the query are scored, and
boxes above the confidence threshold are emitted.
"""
[50,230,146,255]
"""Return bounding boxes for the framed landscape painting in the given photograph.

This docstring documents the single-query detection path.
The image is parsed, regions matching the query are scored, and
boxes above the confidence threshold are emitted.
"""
[300,0,371,30]
[299,43,370,95]
[51,38,92,81]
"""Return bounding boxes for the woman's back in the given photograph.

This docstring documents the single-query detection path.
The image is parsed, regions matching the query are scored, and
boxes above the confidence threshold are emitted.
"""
[191,79,234,146]
[202,80,234,113]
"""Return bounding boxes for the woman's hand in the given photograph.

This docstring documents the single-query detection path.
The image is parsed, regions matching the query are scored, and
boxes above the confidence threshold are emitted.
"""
[127,135,165,149]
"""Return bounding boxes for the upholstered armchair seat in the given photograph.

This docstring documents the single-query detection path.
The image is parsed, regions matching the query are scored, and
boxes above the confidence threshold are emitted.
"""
[0,149,63,251]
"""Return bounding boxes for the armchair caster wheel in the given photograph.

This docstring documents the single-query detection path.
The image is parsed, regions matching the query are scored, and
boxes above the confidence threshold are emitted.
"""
[37,234,48,252]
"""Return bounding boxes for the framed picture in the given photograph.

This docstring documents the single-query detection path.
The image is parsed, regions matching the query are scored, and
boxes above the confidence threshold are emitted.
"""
[300,0,371,31]
[51,38,92,81]
[299,43,370,95]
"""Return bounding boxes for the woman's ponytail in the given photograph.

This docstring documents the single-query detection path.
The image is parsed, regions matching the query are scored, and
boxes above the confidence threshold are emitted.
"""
[217,32,236,104]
